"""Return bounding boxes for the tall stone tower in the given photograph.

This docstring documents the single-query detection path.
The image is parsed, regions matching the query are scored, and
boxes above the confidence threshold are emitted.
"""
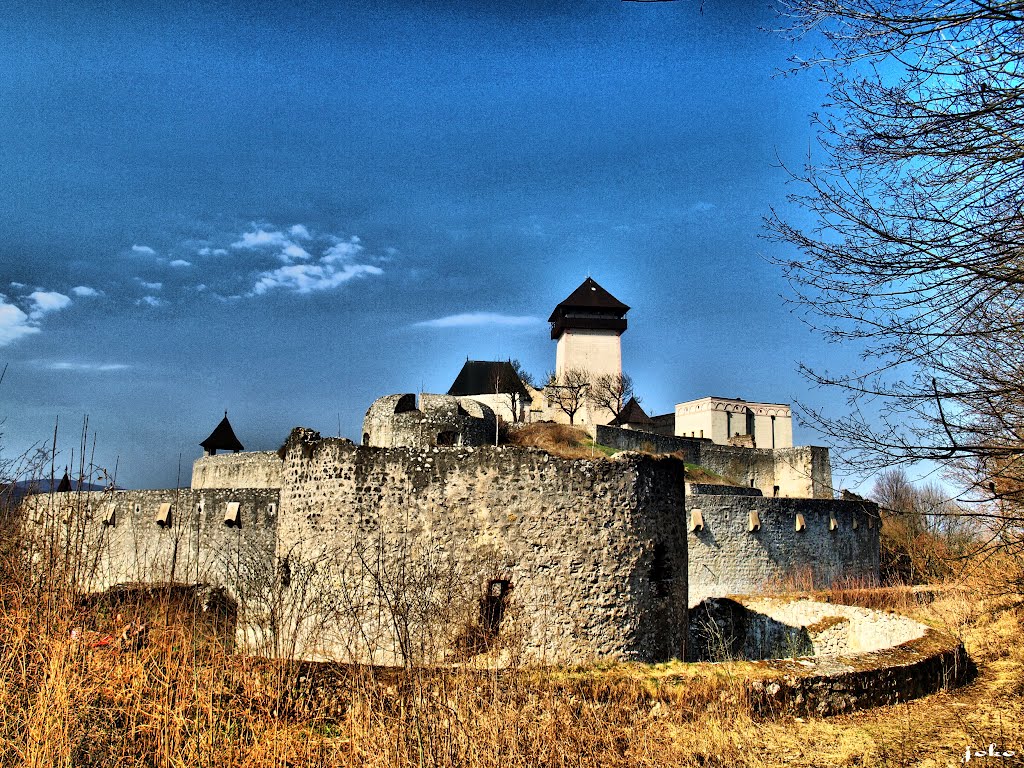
[549,277,629,381]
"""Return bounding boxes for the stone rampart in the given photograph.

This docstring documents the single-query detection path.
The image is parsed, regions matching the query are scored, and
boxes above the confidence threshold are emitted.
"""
[687,493,880,606]
[275,431,688,665]
[191,451,283,489]
[23,487,279,595]
[591,426,833,499]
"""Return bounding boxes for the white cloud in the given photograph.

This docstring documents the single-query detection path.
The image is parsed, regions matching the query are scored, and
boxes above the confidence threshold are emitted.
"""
[0,300,39,346]
[413,312,542,329]
[9,282,26,290]
[281,243,311,261]
[252,263,382,296]
[231,228,289,249]
[28,291,72,319]
[138,296,164,307]
[71,286,100,297]
[198,247,228,257]
[45,361,130,372]
[323,237,363,263]
[289,224,311,240]
[132,244,156,255]
[169,259,192,268]
[138,281,163,291]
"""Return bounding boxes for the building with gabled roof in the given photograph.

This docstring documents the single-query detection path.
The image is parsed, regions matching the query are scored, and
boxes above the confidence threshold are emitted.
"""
[448,359,531,424]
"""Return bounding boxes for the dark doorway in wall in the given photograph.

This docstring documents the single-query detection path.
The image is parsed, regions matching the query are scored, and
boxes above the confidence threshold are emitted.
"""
[650,543,673,599]
[480,579,511,636]
[436,430,458,446]
[362,433,370,446]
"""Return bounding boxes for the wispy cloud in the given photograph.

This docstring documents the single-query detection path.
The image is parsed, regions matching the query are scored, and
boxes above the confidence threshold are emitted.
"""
[71,286,100,297]
[132,244,156,255]
[252,263,382,295]
[0,299,39,346]
[413,312,542,329]
[43,361,130,373]
[289,224,311,240]
[0,289,74,347]
[28,291,72,319]
[197,247,227,257]
[281,244,310,261]
[231,228,290,249]
[169,259,192,268]
[137,280,163,291]
[138,296,164,307]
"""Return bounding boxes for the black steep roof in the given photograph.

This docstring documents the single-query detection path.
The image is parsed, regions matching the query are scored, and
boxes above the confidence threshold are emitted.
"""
[200,412,245,453]
[609,397,652,427]
[448,360,529,398]
[547,277,629,322]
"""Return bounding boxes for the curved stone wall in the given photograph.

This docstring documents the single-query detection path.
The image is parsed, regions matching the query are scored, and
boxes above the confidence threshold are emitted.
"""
[689,596,969,717]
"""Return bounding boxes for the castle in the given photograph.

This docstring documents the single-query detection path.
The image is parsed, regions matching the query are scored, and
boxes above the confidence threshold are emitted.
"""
[27,279,880,665]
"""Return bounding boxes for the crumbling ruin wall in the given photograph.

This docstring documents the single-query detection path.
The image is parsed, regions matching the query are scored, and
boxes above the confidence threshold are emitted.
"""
[275,430,688,666]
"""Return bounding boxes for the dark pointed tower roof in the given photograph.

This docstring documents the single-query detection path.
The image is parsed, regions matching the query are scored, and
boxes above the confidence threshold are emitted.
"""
[56,469,72,493]
[548,278,629,339]
[200,412,244,454]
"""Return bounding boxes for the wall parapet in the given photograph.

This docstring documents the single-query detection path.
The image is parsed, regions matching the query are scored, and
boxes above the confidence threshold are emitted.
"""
[191,451,283,489]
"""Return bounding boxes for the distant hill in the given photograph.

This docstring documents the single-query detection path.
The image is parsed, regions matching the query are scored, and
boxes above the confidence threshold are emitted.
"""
[1,479,110,505]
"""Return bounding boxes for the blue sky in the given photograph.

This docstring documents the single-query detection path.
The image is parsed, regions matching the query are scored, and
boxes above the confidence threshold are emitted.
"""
[0,0,856,489]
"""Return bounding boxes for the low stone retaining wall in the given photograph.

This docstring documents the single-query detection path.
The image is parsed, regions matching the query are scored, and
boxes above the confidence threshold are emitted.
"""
[690,596,970,717]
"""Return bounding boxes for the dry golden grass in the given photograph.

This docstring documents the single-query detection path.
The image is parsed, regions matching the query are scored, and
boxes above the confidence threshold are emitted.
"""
[3,503,1023,768]
[505,422,612,460]
[3,579,1020,767]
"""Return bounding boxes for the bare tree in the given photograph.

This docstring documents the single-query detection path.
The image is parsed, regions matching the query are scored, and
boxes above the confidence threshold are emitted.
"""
[870,468,976,585]
[589,373,635,420]
[766,1,1024,534]
[493,360,533,425]
[545,369,591,425]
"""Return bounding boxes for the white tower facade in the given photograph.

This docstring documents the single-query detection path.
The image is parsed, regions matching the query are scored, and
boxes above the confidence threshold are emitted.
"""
[547,278,629,425]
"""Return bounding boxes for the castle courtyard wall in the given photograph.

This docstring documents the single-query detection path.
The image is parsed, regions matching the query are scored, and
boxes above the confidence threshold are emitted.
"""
[592,425,833,499]
[191,451,283,490]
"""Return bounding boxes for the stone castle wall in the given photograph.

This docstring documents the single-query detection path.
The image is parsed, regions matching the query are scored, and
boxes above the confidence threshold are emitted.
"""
[24,433,879,665]
[687,492,880,606]
[23,487,280,594]
[591,425,833,499]
[192,451,283,490]
[274,430,688,665]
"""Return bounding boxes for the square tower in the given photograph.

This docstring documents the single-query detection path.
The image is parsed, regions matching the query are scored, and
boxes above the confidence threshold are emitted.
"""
[549,277,629,381]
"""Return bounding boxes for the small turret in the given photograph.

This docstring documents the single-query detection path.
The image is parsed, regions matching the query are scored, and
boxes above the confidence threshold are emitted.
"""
[200,411,245,456]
